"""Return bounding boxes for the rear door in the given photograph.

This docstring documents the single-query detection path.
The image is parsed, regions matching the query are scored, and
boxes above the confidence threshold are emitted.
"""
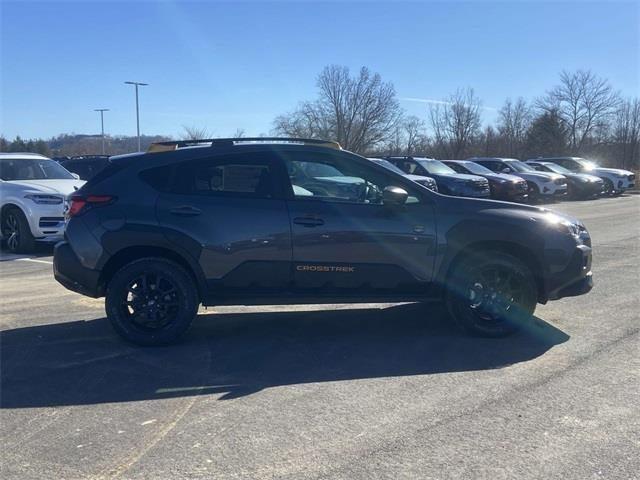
[153,152,292,293]
[280,150,437,293]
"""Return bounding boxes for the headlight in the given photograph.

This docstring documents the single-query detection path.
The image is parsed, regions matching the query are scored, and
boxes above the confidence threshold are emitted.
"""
[24,194,63,205]
[545,213,586,244]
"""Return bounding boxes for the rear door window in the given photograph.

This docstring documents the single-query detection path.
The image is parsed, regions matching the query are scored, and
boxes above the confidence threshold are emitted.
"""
[174,153,281,198]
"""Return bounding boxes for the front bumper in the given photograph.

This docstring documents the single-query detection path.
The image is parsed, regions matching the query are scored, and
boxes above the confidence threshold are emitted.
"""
[53,241,102,297]
[454,187,491,198]
[613,177,635,192]
[546,244,593,301]
[495,188,528,202]
[574,181,605,198]
[23,202,67,239]
[540,184,568,197]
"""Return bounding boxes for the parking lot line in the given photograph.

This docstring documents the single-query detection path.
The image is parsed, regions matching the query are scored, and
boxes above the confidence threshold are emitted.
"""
[15,258,54,265]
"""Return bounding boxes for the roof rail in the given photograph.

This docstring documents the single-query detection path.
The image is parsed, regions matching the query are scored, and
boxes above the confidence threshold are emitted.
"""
[147,137,341,153]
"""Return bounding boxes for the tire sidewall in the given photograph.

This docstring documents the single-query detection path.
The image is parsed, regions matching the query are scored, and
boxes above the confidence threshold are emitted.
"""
[105,258,199,346]
[2,208,36,253]
[446,252,537,337]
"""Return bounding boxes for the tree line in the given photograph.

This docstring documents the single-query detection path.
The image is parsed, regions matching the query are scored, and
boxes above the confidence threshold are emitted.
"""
[274,66,639,170]
[2,66,638,170]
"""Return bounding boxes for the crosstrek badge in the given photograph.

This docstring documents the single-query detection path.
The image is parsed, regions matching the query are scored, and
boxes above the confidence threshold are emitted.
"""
[296,265,355,272]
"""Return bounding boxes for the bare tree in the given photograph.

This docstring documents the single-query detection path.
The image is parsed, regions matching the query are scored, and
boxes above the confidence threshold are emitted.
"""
[273,100,333,140]
[538,70,620,153]
[429,88,482,158]
[181,125,212,140]
[613,98,640,169]
[403,115,426,155]
[498,98,531,157]
[273,65,402,152]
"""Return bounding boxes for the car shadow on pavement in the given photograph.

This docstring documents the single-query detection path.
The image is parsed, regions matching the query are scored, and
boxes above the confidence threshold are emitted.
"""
[0,302,569,408]
[0,243,55,260]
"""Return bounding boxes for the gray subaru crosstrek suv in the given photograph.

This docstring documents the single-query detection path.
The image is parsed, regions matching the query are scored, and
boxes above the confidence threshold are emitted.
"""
[54,138,593,345]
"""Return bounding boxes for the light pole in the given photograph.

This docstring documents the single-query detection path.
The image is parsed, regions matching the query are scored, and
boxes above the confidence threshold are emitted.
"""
[94,108,109,154]
[124,81,149,151]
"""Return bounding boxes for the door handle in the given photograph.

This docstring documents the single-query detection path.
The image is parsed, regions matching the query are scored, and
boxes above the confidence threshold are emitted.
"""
[169,205,202,217]
[293,216,324,227]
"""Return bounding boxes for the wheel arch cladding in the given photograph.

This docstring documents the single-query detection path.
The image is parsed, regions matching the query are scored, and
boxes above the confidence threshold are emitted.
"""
[439,223,547,303]
[1,203,24,219]
[99,246,205,299]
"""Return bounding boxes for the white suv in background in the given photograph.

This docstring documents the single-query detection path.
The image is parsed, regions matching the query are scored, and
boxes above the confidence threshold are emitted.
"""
[469,157,568,201]
[532,157,635,195]
[0,153,85,253]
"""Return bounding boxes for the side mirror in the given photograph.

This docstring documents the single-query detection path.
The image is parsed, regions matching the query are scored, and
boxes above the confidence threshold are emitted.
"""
[501,167,512,174]
[383,186,408,206]
[71,173,81,180]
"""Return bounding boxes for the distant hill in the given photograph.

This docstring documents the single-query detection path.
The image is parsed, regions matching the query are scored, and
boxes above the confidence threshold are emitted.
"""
[0,134,174,157]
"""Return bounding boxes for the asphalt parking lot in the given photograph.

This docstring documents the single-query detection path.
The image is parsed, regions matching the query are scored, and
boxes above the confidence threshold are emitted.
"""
[1,195,638,480]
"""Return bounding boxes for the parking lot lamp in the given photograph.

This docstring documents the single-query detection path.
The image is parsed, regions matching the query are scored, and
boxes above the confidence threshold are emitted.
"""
[94,108,109,154]
[124,81,149,151]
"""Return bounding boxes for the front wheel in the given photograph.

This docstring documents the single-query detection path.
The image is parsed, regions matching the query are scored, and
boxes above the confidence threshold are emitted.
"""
[446,251,538,337]
[1,207,36,253]
[105,258,199,346]
[602,178,615,196]
[527,183,540,203]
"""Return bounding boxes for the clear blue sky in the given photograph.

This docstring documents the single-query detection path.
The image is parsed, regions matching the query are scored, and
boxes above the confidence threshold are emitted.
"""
[1,0,638,139]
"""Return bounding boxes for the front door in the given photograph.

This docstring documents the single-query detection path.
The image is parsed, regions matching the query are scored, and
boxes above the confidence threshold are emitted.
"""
[281,150,437,293]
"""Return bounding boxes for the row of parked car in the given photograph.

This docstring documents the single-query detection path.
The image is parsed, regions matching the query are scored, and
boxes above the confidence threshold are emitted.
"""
[0,148,635,255]
[369,156,635,202]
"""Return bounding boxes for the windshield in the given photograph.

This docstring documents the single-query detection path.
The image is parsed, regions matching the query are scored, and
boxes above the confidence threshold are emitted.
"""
[543,163,572,175]
[371,159,407,176]
[0,158,75,181]
[462,162,494,175]
[576,159,598,171]
[416,159,456,175]
[507,161,536,173]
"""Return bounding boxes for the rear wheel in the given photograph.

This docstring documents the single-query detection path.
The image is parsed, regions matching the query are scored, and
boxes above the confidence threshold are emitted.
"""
[105,258,199,346]
[1,207,36,253]
[446,251,537,337]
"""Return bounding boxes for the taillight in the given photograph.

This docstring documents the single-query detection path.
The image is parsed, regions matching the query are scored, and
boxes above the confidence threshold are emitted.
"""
[67,194,115,218]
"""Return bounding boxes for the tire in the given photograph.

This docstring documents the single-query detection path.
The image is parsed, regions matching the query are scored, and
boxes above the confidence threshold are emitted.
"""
[602,178,615,196]
[527,183,540,203]
[445,251,538,337]
[105,258,199,346]
[1,207,36,253]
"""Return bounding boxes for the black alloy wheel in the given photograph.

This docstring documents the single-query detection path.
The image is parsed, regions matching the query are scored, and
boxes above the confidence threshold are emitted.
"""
[106,258,199,346]
[446,252,537,337]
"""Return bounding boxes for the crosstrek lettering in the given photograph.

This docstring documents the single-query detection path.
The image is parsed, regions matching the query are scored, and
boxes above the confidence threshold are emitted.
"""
[296,265,355,272]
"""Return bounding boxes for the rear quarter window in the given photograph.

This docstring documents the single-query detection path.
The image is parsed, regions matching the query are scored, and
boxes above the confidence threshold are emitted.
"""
[139,164,174,192]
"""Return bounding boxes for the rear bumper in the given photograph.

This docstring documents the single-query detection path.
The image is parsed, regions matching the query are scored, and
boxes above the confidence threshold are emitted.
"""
[53,241,102,297]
